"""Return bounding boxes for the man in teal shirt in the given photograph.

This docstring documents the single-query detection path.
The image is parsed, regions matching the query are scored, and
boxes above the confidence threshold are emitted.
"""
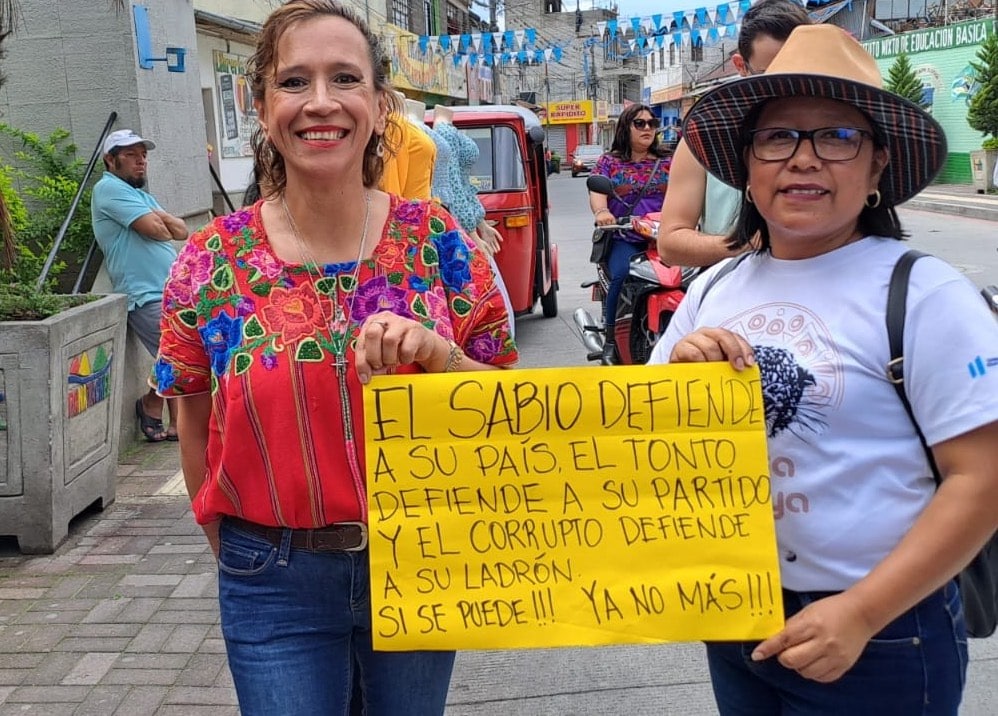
[91,129,188,442]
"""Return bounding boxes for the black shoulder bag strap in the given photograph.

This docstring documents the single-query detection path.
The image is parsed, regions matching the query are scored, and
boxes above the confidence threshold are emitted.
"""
[888,249,998,640]
[886,249,941,483]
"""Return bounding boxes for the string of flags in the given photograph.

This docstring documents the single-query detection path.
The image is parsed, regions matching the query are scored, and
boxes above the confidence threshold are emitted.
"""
[416,0,758,67]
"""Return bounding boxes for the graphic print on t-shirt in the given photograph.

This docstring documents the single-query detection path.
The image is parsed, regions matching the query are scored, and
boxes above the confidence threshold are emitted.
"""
[722,302,844,443]
[753,345,823,438]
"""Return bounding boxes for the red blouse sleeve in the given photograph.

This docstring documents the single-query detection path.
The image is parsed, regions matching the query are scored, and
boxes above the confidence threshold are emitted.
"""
[425,202,518,368]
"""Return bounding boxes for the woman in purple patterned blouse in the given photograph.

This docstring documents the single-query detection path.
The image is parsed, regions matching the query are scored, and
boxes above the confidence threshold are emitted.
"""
[588,103,671,363]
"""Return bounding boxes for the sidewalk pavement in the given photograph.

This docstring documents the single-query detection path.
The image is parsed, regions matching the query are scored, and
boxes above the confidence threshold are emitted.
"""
[905,182,998,221]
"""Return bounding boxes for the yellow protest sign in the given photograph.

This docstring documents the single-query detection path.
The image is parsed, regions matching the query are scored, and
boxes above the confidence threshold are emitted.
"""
[363,363,782,650]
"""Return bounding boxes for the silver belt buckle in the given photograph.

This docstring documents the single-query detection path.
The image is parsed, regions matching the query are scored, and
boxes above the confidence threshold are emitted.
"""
[340,521,368,551]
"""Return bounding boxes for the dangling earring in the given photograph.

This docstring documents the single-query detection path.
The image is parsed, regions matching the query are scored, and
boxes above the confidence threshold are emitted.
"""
[745,185,754,204]
[375,135,385,158]
[865,190,881,208]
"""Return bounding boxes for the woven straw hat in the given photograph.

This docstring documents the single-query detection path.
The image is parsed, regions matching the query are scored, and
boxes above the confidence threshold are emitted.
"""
[681,24,947,205]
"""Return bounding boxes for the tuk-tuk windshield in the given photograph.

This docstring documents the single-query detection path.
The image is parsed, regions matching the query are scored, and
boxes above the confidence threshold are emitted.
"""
[465,126,527,193]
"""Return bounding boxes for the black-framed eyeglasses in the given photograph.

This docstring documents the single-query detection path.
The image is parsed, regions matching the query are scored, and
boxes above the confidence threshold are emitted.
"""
[631,118,660,130]
[749,127,874,162]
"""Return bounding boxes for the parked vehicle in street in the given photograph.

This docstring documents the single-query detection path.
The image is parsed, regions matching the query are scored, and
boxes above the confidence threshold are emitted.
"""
[574,175,698,364]
[429,105,559,318]
[570,144,603,177]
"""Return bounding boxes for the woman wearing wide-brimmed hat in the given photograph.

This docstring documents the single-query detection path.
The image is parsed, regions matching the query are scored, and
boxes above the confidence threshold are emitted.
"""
[649,24,998,713]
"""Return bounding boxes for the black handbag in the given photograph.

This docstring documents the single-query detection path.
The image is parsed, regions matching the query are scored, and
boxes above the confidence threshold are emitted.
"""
[589,232,612,264]
[589,158,662,265]
[888,251,997,638]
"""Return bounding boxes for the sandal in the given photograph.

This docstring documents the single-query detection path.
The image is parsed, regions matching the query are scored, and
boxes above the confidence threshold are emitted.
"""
[135,398,167,443]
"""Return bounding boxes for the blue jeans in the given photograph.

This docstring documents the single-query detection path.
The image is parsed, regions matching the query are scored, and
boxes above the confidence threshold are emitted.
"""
[217,519,456,716]
[604,237,643,332]
[706,582,968,715]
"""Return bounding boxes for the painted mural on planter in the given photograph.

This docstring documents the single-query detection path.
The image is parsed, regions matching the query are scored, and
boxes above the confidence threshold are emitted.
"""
[67,345,112,418]
[65,340,115,485]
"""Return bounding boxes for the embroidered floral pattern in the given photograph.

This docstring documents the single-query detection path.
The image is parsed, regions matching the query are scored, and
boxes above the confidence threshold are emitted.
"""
[221,210,254,234]
[246,249,284,281]
[199,311,244,376]
[157,197,516,396]
[434,230,472,291]
[260,285,332,345]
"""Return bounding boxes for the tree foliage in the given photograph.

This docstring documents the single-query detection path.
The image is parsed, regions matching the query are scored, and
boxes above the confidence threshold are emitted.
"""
[0,125,97,287]
[885,53,926,108]
[968,32,998,142]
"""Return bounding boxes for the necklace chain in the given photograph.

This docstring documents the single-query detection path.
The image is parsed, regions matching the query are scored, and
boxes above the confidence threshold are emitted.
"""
[281,192,372,369]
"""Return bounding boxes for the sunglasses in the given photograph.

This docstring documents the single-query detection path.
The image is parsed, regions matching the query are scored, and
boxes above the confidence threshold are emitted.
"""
[631,118,661,130]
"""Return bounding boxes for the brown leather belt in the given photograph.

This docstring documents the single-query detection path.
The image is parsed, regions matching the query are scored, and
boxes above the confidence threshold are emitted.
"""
[225,516,368,552]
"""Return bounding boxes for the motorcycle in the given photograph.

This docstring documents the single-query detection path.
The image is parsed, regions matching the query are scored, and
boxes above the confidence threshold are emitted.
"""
[574,175,699,365]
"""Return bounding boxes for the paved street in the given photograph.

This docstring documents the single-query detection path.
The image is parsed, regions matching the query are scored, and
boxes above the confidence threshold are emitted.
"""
[0,175,996,714]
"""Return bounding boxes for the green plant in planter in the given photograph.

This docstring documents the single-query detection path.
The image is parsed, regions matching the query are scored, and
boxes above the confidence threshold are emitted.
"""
[968,32,998,146]
[0,124,101,320]
[0,282,94,321]
[0,125,97,287]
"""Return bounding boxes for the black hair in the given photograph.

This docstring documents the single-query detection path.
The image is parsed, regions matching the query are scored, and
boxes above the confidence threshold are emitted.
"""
[609,104,670,160]
[242,175,262,207]
[726,102,906,252]
[737,0,812,62]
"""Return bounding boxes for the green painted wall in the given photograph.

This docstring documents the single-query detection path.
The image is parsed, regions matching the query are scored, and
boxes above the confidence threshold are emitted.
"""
[863,18,994,185]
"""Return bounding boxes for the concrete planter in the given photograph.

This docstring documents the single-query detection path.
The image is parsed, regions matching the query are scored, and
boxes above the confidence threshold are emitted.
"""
[970,149,997,193]
[0,294,126,553]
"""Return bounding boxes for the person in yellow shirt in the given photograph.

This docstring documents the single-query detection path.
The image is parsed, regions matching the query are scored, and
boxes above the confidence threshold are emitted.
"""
[379,95,436,199]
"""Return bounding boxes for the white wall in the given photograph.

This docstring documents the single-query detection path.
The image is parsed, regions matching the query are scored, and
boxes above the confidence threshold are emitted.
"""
[197,33,256,198]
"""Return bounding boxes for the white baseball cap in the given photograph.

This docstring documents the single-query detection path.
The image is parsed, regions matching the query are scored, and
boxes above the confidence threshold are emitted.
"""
[103,129,156,155]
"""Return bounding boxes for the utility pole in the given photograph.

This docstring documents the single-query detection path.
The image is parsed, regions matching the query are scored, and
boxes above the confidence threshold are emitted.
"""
[490,0,501,103]
[544,58,551,131]
[589,39,598,142]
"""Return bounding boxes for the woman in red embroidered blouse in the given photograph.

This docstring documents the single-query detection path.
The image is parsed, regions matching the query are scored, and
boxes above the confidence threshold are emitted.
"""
[155,2,515,714]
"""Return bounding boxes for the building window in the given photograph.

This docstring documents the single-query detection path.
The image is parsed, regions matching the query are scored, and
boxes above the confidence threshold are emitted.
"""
[446,4,462,34]
[544,0,562,11]
[650,54,655,73]
[392,0,411,29]
[669,42,675,66]
[691,39,703,63]
[424,0,435,34]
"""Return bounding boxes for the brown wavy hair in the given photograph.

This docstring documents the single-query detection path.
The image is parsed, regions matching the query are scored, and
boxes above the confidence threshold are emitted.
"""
[247,0,401,196]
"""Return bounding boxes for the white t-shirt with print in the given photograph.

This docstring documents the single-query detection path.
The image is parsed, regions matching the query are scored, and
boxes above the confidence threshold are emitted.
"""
[649,237,998,591]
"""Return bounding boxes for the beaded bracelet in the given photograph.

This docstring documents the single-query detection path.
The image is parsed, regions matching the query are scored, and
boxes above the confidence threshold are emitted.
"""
[593,208,612,217]
[443,340,464,372]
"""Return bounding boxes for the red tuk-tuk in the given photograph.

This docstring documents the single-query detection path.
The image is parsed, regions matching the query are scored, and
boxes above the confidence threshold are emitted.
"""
[428,105,559,317]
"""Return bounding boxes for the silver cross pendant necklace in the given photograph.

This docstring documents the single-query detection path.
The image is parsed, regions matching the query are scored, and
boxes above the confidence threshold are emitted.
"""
[282,192,372,375]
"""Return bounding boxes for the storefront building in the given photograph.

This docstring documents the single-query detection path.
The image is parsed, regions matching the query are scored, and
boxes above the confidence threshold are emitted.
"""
[862,18,994,184]
[541,100,598,158]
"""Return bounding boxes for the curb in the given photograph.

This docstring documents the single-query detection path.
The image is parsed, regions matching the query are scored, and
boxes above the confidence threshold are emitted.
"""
[904,197,998,222]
